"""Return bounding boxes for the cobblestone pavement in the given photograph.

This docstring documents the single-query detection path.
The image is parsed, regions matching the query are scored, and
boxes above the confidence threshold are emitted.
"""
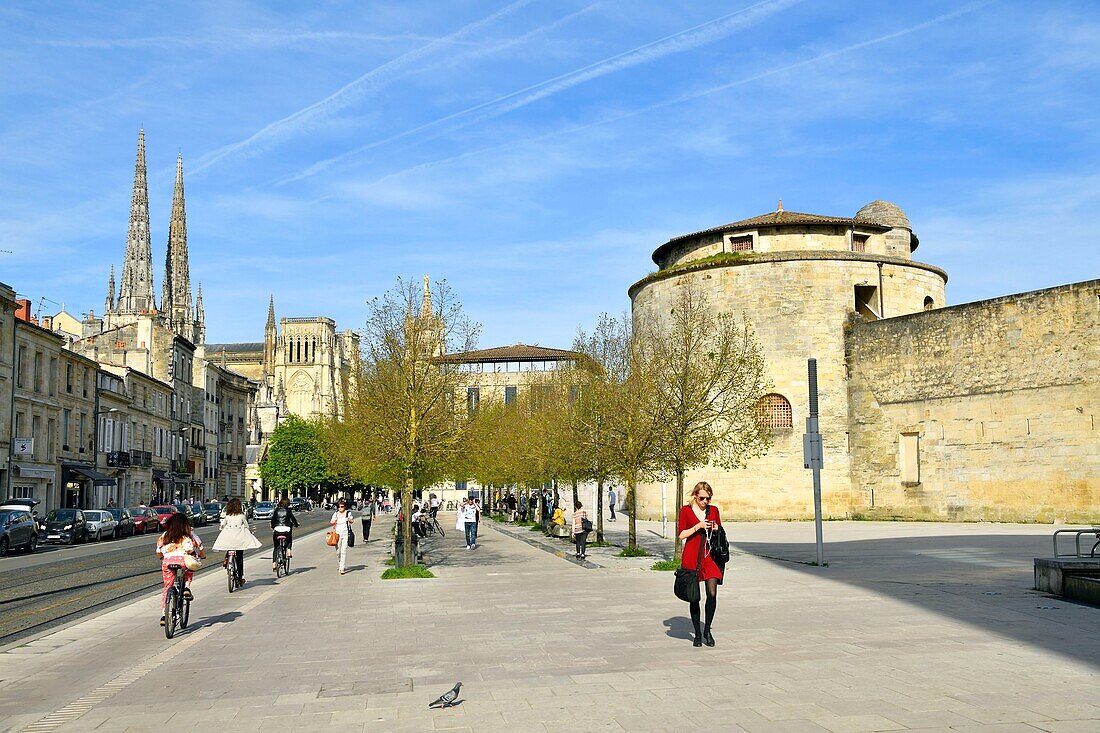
[0,514,1097,732]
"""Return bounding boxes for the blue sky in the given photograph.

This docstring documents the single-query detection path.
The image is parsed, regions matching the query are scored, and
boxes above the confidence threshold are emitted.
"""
[2,0,1098,347]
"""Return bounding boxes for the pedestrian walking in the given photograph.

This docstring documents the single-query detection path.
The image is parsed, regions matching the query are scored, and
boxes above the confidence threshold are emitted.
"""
[571,500,590,559]
[330,499,355,574]
[461,497,479,549]
[472,499,482,544]
[213,498,262,586]
[677,481,723,648]
[360,493,375,543]
[456,496,468,537]
[608,488,617,521]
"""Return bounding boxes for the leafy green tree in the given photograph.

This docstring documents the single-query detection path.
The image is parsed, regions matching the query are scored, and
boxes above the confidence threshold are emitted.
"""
[259,415,333,499]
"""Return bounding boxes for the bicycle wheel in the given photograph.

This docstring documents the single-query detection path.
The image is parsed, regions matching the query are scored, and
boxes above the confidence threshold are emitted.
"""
[436,522,445,538]
[275,546,285,578]
[227,557,236,594]
[180,597,190,629]
[164,590,177,639]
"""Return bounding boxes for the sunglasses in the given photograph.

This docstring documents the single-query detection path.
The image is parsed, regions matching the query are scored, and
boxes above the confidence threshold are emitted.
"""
[697,495,711,502]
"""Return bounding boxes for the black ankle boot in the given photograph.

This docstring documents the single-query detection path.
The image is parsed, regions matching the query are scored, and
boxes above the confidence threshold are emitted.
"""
[703,630,715,647]
[693,634,703,647]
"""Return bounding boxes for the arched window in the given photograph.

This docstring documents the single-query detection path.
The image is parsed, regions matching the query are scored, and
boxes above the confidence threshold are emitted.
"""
[755,393,793,430]
[923,296,935,311]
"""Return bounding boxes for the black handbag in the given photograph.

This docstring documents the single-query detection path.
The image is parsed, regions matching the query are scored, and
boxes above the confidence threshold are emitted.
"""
[673,517,706,603]
[708,523,729,565]
[348,527,355,547]
[581,517,593,533]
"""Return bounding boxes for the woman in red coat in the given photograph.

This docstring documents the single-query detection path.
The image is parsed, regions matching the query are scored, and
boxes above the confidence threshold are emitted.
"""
[677,481,723,647]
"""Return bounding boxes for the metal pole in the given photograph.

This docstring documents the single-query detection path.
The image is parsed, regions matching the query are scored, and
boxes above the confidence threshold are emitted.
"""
[661,483,667,538]
[803,358,825,566]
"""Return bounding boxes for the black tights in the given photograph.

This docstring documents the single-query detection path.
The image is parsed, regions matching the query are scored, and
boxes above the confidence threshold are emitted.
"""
[689,578,719,638]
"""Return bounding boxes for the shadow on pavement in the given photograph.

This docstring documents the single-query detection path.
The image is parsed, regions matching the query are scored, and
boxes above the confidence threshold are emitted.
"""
[662,615,695,640]
[188,611,243,630]
[732,531,1100,670]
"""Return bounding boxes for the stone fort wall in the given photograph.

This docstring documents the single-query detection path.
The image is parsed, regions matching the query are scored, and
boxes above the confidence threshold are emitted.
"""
[845,280,1099,522]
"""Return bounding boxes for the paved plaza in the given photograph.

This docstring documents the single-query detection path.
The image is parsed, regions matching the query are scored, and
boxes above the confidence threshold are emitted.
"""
[1,514,1098,732]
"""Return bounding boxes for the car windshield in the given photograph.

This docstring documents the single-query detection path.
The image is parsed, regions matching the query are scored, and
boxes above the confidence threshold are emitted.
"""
[47,510,76,521]
[154,507,174,515]
[129,508,146,516]
[205,504,220,510]
[0,510,14,522]
[107,509,124,519]
[256,502,274,510]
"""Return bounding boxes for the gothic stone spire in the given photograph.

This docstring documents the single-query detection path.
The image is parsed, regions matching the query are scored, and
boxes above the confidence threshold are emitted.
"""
[162,153,193,340]
[105,265,116,314]
[263,295,277,379]
[117,129,155,314]
[194,282,205,344]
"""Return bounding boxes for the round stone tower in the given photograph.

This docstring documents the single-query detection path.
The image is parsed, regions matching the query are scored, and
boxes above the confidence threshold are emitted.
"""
[629,200,948,519]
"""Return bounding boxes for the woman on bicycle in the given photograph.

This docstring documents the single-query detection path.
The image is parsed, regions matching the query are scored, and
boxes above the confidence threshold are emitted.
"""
[156,513,205,626]
[270,498,300,571]
[213,498,261,586]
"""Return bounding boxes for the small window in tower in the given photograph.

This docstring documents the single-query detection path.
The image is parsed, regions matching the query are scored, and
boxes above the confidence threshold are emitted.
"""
[852,234,869,253]
[755,393,793,430]
[899,433,920,484]
[727,234,753,252]
[854,285,880,321]
[923,296,934,311]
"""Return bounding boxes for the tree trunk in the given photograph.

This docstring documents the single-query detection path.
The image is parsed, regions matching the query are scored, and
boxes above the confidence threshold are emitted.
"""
[596,478,605,543]
[571,480,579,509]
[627,476,637,548]
[673,467,685,561]
[552,478,559,508]
[401,473,414,566]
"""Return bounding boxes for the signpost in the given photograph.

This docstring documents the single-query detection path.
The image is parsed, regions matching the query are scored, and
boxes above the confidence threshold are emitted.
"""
[802,359,825,566]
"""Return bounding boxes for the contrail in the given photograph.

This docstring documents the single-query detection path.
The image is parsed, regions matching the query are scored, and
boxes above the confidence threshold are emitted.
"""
[343,2,989,192]
[191,0,536,174]
[279,0,802,184]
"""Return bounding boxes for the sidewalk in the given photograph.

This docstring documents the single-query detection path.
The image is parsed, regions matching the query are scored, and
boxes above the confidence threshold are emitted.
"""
[1,514,1098,732]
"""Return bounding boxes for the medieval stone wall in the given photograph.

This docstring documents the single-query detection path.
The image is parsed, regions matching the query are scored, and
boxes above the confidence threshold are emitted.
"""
[845,280,1100,522]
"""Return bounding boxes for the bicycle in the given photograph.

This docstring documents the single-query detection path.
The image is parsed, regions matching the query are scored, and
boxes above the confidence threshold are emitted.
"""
[163,563,190,639]
[225,549,243,592]
[428,515,445,538]
[273,526,291,577]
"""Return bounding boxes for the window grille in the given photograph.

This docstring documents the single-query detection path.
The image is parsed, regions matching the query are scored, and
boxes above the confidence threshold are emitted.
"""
[728,235,753,252]
[755,393,793,429]
[852,234,868,253]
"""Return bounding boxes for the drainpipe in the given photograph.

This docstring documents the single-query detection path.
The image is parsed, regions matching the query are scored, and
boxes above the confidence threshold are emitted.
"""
[876,261,885,319]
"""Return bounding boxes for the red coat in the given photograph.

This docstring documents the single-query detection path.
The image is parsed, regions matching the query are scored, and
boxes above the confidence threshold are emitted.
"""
[678,504,724,583]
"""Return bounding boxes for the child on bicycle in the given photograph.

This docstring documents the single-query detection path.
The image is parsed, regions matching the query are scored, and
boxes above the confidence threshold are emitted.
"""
[156,513,205,626]
[270,498,300,571]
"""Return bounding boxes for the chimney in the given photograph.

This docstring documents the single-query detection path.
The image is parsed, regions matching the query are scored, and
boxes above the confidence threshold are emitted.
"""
[15,299,36,324]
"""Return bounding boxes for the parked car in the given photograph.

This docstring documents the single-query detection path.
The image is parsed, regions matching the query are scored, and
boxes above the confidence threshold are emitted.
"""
[83,510,119,541]
[128,507,158,534]
[289,497,310,512]
[150,505,178,529]
[186,501,208,526]
[1,498,42,532]
[0,508,38,555]
[106,508,136,538]
[42,508,89,544]
[174,502,201,527]
[203,502,222,523]
[251,501,276,521]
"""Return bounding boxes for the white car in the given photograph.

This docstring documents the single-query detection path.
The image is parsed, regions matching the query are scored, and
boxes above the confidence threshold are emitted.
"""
[83,510,119,541]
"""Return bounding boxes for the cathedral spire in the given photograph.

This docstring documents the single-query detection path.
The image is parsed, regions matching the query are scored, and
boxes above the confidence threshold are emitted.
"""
[420,274,432,318]
[162,153,193,340]
[263,295,277,379]
[194,282,205,344]
[105,265,116,314]
[117,129,155,314]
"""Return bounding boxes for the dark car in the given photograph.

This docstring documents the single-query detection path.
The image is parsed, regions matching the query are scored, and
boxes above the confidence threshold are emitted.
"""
[203,502,222,523]
[0,508,38,555]
[42,508,89,545]
[1,498,42,532]
[150,505,178,529]
[289,497,310,512]
[106,508,137,538]
[129,507,158,534]
[186,501,208,527]
[173,502,201,527]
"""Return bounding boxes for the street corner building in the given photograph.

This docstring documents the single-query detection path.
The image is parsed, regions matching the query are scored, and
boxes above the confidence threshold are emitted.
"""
[629,200,1099,523]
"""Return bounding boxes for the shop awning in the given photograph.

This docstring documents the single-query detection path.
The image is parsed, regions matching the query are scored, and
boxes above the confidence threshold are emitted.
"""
[14,463,56,479]
[153,469,168,481]
[63,464,117,487]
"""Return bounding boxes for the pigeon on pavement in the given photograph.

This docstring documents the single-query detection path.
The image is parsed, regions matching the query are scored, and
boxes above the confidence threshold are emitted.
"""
[428,682,462,709]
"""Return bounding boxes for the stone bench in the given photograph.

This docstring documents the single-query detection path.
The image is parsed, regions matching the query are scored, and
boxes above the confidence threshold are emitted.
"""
[549,524,570,539]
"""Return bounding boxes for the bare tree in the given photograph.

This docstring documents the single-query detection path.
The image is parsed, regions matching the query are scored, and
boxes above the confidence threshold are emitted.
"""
[647,284,772,559]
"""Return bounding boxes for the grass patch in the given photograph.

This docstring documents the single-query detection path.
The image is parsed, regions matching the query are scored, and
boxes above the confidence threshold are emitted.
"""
[588,540,614,547]
[528,524,545,532]
[381,564,435,579]
[651,559,678,571]
[489,513,507,522]
[384,556,394,566]
[617,546,650,558]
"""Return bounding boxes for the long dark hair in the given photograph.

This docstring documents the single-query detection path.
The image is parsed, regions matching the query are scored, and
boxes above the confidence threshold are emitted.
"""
[225,498,243,516]
[163,512,191,545]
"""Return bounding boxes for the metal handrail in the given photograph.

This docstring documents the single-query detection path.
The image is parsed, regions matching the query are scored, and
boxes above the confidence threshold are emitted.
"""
[1052,528,1100,558]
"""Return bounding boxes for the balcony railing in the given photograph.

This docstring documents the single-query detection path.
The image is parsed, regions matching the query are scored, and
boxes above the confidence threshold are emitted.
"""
[106,451,131,468]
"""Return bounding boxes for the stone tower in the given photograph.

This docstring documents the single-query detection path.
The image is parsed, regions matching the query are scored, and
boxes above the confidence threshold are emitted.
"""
[629,200,947,520]
[263,295,277,380]
[193,283,205,345]
[116,129,155,315]
[161,154,194,341]
[104,265,115,315]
